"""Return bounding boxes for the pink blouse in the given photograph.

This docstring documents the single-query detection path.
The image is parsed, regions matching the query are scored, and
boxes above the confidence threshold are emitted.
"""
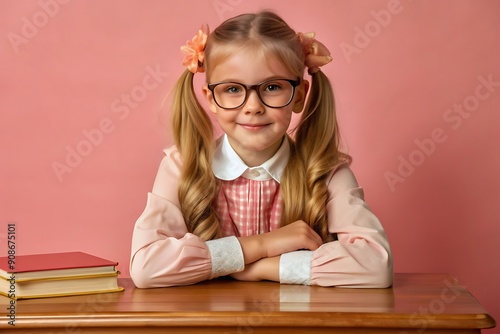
[130,135,393,288]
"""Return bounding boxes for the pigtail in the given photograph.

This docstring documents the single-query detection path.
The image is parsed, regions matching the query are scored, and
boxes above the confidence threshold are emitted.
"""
[280,136,307,226]
[171,70,222,241]
[283,71,351,242]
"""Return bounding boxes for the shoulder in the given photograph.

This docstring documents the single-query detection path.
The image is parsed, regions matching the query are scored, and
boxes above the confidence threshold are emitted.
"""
[326,162,362,198]
[163,145,182,164]
[159,145,183,175]
[151,145,183,198]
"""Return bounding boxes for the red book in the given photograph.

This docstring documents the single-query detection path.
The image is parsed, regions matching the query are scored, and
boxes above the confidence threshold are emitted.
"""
[0,251,118,277]
[0,251,123,299]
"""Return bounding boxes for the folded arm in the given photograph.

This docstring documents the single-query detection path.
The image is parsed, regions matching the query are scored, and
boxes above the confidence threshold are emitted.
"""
[232,166,393,288]
[130,148,246,288]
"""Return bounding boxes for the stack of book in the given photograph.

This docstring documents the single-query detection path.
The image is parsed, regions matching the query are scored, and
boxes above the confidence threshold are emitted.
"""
[0,251,124,299]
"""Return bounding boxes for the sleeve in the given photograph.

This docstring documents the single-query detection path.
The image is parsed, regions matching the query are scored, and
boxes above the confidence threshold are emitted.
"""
[129,147,244,288]
[279,165,393,288]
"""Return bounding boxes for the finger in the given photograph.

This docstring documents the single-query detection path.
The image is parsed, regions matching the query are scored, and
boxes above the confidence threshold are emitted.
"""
[299,232,322,251]
[308,229,323,246]
[296,221,323,248]
[303,230,323,250]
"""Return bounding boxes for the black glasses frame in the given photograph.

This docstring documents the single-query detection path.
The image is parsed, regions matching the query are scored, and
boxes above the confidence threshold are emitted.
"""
[207,78,301,110]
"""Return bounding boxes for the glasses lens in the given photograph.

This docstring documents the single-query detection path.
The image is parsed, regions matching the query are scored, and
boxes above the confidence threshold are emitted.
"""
[259,80,294,108]
[213,83,246,109]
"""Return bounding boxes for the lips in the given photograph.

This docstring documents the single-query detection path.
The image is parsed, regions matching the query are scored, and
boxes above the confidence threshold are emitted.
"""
[239,123,270,130]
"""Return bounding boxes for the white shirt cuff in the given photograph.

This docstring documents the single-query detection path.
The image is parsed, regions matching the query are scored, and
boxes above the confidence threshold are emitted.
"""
[279,250,313,285]
[206,236,245,279]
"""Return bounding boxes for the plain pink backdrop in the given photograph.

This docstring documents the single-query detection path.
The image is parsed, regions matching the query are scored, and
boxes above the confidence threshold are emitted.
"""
[1,0,499,331]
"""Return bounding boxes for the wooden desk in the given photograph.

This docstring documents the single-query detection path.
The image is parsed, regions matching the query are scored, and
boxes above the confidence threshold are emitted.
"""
[0,273,495,333]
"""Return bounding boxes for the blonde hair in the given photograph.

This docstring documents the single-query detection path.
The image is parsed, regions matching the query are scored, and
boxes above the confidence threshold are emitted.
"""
[171,11,350,242]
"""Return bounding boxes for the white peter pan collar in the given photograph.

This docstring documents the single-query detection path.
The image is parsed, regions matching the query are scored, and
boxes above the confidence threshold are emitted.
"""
[212,134,290,182]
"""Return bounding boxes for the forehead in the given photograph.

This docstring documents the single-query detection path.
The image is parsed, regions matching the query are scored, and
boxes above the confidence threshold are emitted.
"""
[207,45,294,83]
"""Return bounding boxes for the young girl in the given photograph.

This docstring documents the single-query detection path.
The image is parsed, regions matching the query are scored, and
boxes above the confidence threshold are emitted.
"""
[130,11,392,288]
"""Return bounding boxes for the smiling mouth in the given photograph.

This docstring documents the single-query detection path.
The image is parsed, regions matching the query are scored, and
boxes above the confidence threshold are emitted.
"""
[239,123,271,130]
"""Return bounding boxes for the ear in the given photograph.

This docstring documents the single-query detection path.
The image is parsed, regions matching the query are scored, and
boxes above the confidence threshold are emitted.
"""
[202,84,218,115]
[292,79,309,113]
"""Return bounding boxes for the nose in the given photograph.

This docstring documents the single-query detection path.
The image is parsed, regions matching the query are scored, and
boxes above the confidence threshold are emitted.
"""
[243,88,264,114]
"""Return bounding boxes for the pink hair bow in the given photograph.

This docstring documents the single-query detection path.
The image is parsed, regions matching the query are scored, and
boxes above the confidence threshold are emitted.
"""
[297,32,332,74]
[181,23,210,73]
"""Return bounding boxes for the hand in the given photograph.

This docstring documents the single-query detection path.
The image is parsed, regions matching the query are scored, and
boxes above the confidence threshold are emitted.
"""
[238,220,323,264]
[230,257,280,282]
[261,220,323,258]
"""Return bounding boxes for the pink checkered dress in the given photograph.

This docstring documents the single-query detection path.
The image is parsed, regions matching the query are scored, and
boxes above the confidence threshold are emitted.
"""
[215,177,282,237]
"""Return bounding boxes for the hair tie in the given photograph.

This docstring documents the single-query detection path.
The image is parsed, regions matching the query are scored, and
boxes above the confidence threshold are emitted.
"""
[181,23,209,73]
[297,32,332,75]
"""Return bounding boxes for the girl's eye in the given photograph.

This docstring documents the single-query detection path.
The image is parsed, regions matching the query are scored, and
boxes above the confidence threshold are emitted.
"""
[224,86,243,94]
[264,83,282,92]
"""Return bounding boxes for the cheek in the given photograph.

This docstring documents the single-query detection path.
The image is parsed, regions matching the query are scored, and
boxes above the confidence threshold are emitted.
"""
[274,110,293,126]
[214,110,237,124]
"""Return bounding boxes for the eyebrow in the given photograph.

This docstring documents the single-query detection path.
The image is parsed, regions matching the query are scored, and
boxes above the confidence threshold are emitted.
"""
[208,76,295,85]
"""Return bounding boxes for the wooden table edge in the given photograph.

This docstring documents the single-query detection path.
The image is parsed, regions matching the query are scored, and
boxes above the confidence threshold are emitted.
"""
[3,311,495,330]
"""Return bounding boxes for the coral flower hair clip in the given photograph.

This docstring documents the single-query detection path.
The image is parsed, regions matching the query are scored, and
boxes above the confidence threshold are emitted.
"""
[181,23,210,73]
[297,32,333,74]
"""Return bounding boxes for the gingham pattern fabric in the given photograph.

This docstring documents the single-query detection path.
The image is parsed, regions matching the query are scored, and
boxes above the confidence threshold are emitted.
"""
[215,177,282,237]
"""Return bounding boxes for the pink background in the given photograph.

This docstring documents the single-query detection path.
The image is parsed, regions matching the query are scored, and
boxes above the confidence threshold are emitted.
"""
[1,0,499,331]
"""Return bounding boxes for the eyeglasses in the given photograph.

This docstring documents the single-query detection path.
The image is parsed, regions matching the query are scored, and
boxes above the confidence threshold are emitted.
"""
[207,78,300,110]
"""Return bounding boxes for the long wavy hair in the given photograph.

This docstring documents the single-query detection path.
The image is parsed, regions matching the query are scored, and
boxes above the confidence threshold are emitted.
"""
[171,11,351,242]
